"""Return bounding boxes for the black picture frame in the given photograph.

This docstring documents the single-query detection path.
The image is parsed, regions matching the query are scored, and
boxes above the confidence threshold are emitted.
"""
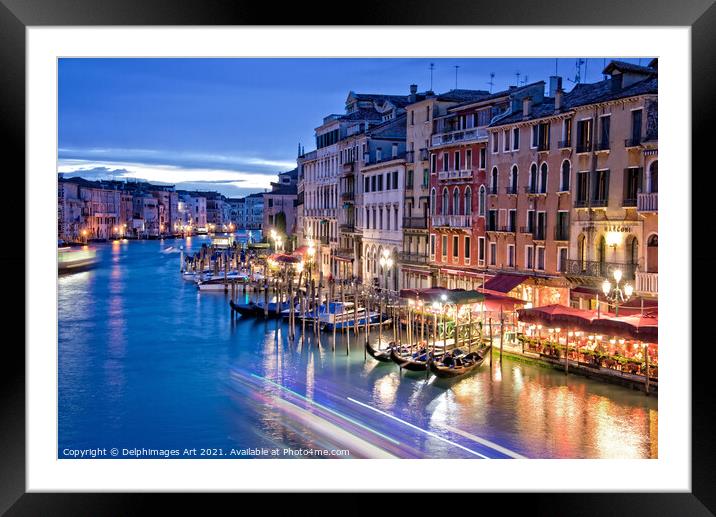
[2,0,712,513]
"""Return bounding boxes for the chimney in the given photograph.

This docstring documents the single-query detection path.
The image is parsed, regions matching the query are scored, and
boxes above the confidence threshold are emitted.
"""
[409,84,418,103]
[554,88,563,113]
[549,76,563,97]
[522,96,532,119]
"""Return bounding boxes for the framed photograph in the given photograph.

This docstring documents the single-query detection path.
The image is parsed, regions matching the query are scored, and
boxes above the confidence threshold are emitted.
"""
[3,0,712,513]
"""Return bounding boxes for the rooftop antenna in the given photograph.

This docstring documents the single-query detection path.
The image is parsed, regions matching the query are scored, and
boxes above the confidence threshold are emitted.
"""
[429,63,435,91]
[454,65,460,89]
[487,72,495,93]
[584,59,588,83]
[515,71,521,86]
[522,74,529,86]
[567,58,585,84]
[555,58,558,76]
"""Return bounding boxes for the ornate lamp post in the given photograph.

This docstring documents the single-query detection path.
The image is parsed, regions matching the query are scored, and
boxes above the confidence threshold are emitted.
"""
[601,269,634,316]
[378,250,394,346]
[306,240,316,282]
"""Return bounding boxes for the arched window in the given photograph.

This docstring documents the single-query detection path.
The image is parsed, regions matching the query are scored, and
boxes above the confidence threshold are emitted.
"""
[649,160,658,193]
[510,165,518,194]
[540,163,548,193]
[453,187,460,216]
[430,187,436,215]
[442,188,449,215]
[647,234,658,273]
[464,187,472,216]
[478,185,486,216]
[627,236,639,266]
[529,163,537,192]
[561,160,571,191]
[490,167,498,194]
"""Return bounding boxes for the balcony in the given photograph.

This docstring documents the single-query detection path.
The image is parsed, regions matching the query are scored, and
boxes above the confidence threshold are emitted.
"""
[403,217,428,229]
[399,252,429,265]
[524,186,546,196]
[505,186,518,195]
[487,225,516,234]
[558,139,572,149]
[591,198,608,208]
[431,215,473,228]
[431,127,488,147]
[625,137,643,148]
[319,236,330,246]
[561,259,637,281]
[576,142,592,153]
[486,185,498,195]
[339,223,355,233]
[342,162,354,175]
[637,192,658,212]
[336,247,354,257]
[341,191,355,202]
[537,142,550,152]
[622,197,637,208]
[595,140,610,151]
[636,271,658,296]
[438,169,473,181]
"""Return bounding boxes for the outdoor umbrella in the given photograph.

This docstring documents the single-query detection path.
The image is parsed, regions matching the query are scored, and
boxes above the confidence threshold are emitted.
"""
[590,313,658,343]
[517,304,598,328]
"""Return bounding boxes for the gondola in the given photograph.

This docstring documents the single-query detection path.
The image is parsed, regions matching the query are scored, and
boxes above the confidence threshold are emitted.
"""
[366,340,394,362]
[428,345,491,378]
[229,300,261,317]
[390,344,438,372]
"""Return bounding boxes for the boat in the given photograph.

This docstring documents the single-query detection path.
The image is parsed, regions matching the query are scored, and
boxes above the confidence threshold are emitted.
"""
[428,345,491,378]
[196,275,248,291]
[320,308,384,331]
[366,340,394,362]
[58,246,98,273]
[282,301,352,321]
[390,344,439,372]
[229,300,296,319]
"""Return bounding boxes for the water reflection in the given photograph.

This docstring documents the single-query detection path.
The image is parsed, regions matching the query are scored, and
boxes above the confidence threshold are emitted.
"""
[58,239,658,459]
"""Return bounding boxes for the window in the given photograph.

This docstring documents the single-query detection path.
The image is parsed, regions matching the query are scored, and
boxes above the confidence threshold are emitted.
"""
[489,242,497,266]
[536,246,545,270]
[576,171,588,204]
[630,109,643,144]
[479,148,486,169]
[487,209,498,231]
[536,212,546,240]
[478,237,485,265]
[592,169,610,205]
[526,210,535,233]
[452,187,460,216]
[452,235,459,259]
[426,105,431,121]
[464,187,472,216]
[623,167,643,205]
[430,234,436,258]
[431,153,437,173]
[371,176,376,192]
[509,165,518,194]
[423,169,429,187]
[556,211,569,240]
[492,133,499,153]
[442,153,449,172]
[539,163,548,193]
[562,118,572,147]
[577,118,593,151]
[531,125,538,148]
[503,130,510,151]
[454,151,460,170]
[477,109,491,126]
[376,148,382,161]
[526,246,534,269]
[491,167,499,194]
[508,209,516,232]
[529,163,537,193]
[557,247,568,272]
[512,127,520,150]
[442,188,449,215]
[478,186,486,216]
[599,115,611,149]
[560,160,571,191]
[407,169,414,188]
[365,207,370,229]
[465,236,471,261]
[466,149,472,169]
[507,244,515,267]
[379,208,383,229]
[441,235,448,261]
[537,122,550,150]
[430,188,436,215]
[410,110,414,125]
[392,170,398,189]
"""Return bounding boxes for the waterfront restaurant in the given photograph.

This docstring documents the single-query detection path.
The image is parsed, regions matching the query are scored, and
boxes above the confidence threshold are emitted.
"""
[517,304,658,387]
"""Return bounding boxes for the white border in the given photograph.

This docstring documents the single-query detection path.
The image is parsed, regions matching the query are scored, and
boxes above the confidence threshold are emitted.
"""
[28,27,690,492]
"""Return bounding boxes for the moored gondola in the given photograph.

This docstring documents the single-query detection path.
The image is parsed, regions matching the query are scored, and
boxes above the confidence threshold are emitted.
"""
[390,345,438,372]
[229,300,261,317]
[366,340,394,362]
[428,345,491,378]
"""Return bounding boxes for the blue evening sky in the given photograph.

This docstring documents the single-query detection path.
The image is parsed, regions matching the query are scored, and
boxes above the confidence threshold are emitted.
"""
[58,57,650,197]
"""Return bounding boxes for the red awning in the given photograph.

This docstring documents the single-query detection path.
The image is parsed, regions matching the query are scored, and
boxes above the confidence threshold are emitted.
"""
[479,289,527,311]
[483,273,529,293]
[591,313,658,343]
[517,304,598,328]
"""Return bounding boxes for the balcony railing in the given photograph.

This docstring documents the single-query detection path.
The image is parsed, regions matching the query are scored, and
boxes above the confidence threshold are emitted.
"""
[399,252,429,265]
[636,271,658,295]
[524,186,546,195]
[339,224,355,233]
[637,192,658,212]
[403,217,428,229]
[595,140,610,151]
[625,137,643,148]
[486,185,498,195]
[319,236,330,245]
[487,225,516,233]
[336,247,354,257]
[505,186,518,195]
[576,142,592,153]
[431,127,488,147]
[574,198,589,208]
[561,259,637,281]
[341,191,355,202]
[558,139,572,149]
[342,162,354,174]
[622,197,637,207]
[431,215,473,228]
[537,142,550,152]
[591,198,608,208]
[437,169,473,181]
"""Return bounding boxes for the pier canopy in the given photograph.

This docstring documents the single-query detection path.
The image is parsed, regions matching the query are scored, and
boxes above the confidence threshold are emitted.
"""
[517,304,598,328]
[399,287,485,305]
[590,313,658,343]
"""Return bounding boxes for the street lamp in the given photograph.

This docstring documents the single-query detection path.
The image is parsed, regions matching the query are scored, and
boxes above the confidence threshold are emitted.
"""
[378,249,394,293]
[601,269,634,316]
[306,240,316,281]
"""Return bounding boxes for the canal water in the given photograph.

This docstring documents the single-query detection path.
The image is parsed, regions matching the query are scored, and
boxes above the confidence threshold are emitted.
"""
[58,237,658,459]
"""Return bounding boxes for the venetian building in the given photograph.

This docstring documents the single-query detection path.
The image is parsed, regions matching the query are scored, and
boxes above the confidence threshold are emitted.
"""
[561,60,658,308]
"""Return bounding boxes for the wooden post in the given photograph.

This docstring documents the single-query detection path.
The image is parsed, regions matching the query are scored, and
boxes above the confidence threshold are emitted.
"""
[564,330,569,375]
[489,318,493,367]
[499,306,504,363]
[644,342,650,395]
[263,280,269,318]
